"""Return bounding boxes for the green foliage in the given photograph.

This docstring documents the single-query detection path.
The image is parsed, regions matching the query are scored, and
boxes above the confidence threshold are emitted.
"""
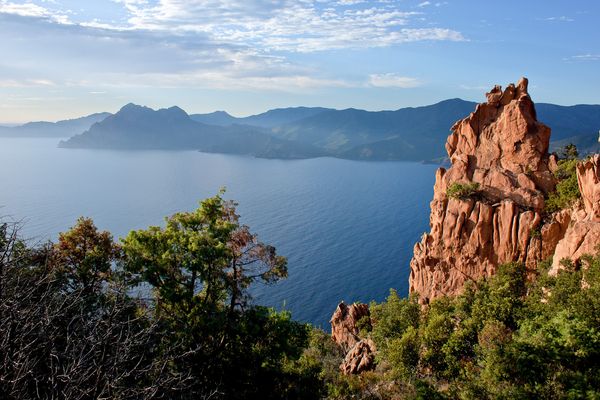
[446,182,480,200]
[4,188,600,399]
[561,143,579,160]
[365,252,600,400]
[546,157,581,214]
[386,326,420,379]
[529,227,541,238]
[52,217,121,292]
[370,289,420,349]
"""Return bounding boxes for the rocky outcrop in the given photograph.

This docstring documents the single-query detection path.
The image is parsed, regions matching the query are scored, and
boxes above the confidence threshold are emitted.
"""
[550,155,600,274]
[330,302,370,352]
[330,302,376,374]
[577,155,600,221]
[410,78,557,303]
[340,339,377,375]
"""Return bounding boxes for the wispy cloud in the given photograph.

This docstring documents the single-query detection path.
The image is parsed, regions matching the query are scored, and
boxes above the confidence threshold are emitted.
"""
[0,78,56,88]
[368,74,421,88]
[459,84,489,91]
[0,1,464,94]
[542,16,574,22]
[106,0,465,52]
[0,0,70,23]
[563,54,600,62]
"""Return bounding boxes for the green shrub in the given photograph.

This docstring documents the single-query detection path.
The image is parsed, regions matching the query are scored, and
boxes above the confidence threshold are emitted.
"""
[387,327,420,379]
[545,158,580,214]
[446,182,480,200]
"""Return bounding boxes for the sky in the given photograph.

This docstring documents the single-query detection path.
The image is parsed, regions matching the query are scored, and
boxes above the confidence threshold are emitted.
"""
[0,0,598,123]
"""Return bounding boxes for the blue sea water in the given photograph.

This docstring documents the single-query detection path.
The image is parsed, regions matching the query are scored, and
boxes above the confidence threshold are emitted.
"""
[0,137,436,328]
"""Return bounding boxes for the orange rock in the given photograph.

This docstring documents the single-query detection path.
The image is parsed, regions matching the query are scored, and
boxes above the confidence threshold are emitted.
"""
[330,302,370,353]
[577,155,600,222]
[410,78,556,304]
[550,155,600,273]
[340,339,377,375]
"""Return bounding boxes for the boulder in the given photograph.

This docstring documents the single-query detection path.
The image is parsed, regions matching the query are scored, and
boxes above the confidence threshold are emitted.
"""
[330,302,375,375]
[330,302,370,353]
[340,339,377,375]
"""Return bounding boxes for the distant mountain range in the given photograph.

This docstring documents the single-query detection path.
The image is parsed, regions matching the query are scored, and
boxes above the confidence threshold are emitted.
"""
[0,113,110,138]
[59,104,326,159]
[8,100,600,161]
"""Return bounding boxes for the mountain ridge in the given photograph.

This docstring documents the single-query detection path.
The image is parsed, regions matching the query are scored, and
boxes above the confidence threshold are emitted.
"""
[59,104,327,159]
[8,99,600,161]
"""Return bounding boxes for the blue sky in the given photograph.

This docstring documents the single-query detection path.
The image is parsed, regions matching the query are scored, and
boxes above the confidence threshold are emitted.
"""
[0,0,598,123]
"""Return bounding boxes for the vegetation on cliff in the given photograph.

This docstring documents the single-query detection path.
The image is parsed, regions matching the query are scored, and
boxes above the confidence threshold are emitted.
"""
[446,182,480,200]
[305,251,600,399]
[545,144,582,214]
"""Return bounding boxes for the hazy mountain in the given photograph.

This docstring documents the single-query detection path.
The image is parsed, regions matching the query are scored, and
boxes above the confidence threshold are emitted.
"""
[189,111,239,126]
[60,104,326,159]
[536,103,600,156]
[191,107,332,128]
[0,112,111,138]
[266,99,476,159]
[265,100,600,161]
[54,99,600,161]
[536,104,600,141]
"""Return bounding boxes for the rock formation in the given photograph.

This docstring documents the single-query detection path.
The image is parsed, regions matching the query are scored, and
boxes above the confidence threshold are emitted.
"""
[550,155,600,274]
[330,302,376,374]
[410,78,557,303]
[340,338,376,375]
[410,77,600,303]
[331,78,600,375]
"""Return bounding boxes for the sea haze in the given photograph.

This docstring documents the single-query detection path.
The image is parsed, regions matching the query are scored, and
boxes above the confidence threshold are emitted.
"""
[0,137,436,328]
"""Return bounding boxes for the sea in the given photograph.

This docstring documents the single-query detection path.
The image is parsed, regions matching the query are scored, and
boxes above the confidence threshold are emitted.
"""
[0,137,436,328]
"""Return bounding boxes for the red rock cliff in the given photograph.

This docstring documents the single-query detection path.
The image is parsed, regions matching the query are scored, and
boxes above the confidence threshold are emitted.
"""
[550,154,600,274]
[409,78,558,303]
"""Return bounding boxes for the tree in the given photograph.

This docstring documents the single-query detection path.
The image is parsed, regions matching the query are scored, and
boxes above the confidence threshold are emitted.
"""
[121,192,307,399]
[561,143,579,160]
[122,191,287,316]
[0,219,188,399]
[52,217,120,292]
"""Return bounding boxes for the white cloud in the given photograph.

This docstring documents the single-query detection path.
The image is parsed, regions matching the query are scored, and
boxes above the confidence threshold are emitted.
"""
[459,84,489,91]
[544,16,574,22]
[0,78,56,88]
[368,73,421,88]
[98,0,464,52]
[0,1,465,94]
[0,0,71,23]
[564,54,600,62]
[417,1,431,7]
[336,0,367,5]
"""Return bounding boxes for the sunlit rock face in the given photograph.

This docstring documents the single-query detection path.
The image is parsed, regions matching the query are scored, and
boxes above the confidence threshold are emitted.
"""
[330,302,376,375]
[410,78,559,304]
[550,155,600,274]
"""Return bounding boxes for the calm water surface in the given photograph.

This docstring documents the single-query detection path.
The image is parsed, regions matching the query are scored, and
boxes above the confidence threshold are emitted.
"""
[0,137,436,327]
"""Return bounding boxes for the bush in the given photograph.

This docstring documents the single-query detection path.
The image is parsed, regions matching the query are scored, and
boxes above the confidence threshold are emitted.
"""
[545,158,580,214]
[446,182,480,200]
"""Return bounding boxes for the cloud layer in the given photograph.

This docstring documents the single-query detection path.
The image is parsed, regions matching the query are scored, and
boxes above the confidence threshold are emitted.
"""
[0,0,463,92]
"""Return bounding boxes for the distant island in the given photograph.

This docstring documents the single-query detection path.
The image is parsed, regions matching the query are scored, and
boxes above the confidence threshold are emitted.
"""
[4,100,599,161]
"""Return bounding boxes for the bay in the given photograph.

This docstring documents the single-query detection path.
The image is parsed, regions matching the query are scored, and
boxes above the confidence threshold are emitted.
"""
[0,137,436,328]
